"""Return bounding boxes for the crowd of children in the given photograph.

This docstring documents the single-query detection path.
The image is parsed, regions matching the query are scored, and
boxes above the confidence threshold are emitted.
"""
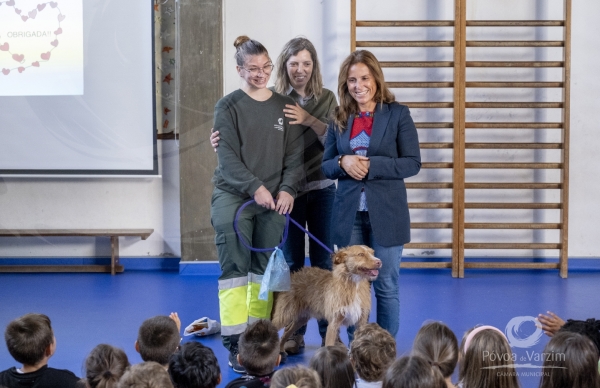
[1,311,599,388]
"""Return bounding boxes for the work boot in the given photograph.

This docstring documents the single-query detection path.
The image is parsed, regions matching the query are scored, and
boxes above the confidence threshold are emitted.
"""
[284,333,305,354]
[228,345,246,374]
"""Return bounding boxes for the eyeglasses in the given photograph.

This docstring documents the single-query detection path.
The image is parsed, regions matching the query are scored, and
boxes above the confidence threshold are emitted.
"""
[242,63,274,76]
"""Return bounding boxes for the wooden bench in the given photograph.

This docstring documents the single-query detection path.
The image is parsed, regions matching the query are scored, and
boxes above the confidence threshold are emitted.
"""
[0,229,154,275]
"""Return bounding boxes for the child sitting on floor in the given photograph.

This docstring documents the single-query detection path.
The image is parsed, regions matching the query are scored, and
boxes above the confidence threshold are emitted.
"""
[271,365,322,388]
[412,321,458,388]
[169,342,221,388]
[0,313,80,388]
[309,346,355,388]
[383,355,446,388]
[82,344,130,388]
[135,313,181,368]
[349,323,396,388]
[538,331,600,388]
[457,325,520,388]
[225,320,281,388]
[117,361,174,388]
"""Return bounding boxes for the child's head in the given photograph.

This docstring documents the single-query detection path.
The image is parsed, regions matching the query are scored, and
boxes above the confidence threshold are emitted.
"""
[238,319,280,376]
[4,313,55,366]
[271,365,322,388]
[168,342,221,388]
[84,344,130,388]
[135,315,180,365]
[349,323,396,382]
[458,325,520,388]
[309,346,355,388]
[117,361,173,388]
[539,331,600,388]
[412,321,458,380]
[383,356,446,388]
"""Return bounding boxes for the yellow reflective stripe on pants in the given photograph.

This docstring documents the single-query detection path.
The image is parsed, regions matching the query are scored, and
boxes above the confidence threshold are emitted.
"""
[219,283,248,336]
[248,278,273,320]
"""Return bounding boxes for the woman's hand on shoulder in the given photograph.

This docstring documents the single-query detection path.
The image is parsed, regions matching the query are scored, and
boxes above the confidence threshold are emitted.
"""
[341,155,370,180]
[275,191,294,215]
[284,103,312,126]
[254,185,275,210]
[210,129,220,152]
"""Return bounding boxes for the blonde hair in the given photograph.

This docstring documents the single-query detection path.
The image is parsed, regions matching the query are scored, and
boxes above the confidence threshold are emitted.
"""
[458,327,520,388]
[350,323,396,382]
[233,35,269,67]
[334,50,395,131]
[274,37,323,100]
[271,366,322,388]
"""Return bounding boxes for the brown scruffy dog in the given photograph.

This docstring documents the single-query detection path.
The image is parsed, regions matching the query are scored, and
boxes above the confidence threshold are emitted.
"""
[271,245,382,354]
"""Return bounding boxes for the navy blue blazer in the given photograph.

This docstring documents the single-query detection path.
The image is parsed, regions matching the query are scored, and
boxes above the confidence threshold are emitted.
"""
[322,102,421,247]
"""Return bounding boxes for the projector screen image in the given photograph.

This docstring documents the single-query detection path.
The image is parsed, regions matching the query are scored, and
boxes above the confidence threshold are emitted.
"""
[0,0,84,96]
[0,0,158,175]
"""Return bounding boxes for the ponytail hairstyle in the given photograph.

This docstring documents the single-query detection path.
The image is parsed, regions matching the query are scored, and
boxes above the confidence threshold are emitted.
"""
[382,356,446,388]
[233,35,270,67]
[83,344,130,388]
[274,37,323,100]
[412,321,458,380]
[334,50,395,131]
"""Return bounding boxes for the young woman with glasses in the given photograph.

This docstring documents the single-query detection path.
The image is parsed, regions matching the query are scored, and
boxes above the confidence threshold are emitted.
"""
[212,37,339,354]
[210,35,304,373]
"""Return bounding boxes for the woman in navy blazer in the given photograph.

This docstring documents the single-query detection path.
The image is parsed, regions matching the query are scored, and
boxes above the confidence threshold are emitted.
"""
[322,50,421,337]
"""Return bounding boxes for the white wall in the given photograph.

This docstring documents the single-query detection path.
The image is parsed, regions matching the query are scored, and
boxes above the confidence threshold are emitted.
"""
[223,0,600,258]
[1,0,598,259]
[0,141,181,258]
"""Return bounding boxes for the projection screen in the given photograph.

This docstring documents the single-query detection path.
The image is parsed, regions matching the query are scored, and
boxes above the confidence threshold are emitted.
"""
[0,0,158,175]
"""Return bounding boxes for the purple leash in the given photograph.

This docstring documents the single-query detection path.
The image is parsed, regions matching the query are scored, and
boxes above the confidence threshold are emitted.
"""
[233,199,334,255]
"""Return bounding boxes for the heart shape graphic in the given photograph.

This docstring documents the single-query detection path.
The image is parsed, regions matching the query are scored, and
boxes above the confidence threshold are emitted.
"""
[0,1,65,76]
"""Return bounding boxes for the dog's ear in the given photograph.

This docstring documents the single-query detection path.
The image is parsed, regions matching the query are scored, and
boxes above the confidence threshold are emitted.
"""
[333,249,346,265]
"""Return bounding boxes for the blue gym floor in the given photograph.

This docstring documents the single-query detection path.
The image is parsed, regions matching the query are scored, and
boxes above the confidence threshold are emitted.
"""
[1,267,599,388]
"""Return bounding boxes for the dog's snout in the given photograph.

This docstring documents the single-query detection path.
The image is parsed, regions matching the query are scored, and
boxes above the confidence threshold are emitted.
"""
[374,258,382,268]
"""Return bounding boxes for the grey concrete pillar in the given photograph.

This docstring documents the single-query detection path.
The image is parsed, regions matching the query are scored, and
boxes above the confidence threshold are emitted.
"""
[179,0,222,261]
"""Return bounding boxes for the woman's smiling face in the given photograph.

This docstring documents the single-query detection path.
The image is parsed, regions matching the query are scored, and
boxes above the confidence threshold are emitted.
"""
[286,49,313,92]
[237,54,272,90]
[346,62,377,111]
